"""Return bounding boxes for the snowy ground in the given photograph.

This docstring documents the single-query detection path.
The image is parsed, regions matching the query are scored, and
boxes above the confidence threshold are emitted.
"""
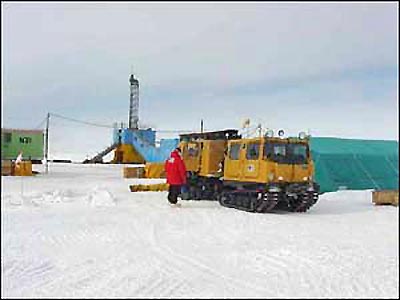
[1,163,398,298]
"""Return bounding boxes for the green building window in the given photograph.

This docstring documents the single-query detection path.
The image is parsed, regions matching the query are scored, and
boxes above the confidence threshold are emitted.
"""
[4,133,12,143]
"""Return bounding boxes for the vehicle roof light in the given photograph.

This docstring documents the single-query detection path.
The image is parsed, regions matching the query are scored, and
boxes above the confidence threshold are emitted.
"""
[265,129,274,138]
[299,131,307,139]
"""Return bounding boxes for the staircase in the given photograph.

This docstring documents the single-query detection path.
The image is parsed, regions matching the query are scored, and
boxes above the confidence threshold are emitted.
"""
[82,143,118,164]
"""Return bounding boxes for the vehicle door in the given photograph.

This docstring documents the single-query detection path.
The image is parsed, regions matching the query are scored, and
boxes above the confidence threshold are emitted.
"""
[242,141,261,180]
[224,141,242,180]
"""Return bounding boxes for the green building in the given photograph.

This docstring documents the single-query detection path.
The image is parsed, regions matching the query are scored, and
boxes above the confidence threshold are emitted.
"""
[1,128,44,161]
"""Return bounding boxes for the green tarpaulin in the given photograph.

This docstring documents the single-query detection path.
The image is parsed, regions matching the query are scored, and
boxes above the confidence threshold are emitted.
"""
[310,137,399,193]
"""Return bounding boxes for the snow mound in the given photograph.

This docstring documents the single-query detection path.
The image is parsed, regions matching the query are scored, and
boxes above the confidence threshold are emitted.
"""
[86,187,117,207]
[3,194,26,207]
[3,190,80,208]
[38,189,78,204]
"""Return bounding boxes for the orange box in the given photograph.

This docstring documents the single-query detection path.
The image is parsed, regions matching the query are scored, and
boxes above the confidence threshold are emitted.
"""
[123,167,145,178]
[372,190,399,206]
[14,161,33,176]
[1,160,13,176]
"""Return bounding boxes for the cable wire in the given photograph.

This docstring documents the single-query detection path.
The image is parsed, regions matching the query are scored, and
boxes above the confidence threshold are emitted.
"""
[33,117,48,130]
[49,112,196,133]
[50,112,114,129]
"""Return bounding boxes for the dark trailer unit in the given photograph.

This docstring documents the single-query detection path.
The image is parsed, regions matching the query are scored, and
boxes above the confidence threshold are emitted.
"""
[179,129,241,142]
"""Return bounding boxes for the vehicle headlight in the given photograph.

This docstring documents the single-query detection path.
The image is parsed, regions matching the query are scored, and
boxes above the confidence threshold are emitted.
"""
[303,176,308,181]
[269,186,281,192]
[278,176,283,181]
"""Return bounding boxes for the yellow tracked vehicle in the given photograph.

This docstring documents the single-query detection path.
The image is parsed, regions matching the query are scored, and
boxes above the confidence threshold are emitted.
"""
[179,129,319,213]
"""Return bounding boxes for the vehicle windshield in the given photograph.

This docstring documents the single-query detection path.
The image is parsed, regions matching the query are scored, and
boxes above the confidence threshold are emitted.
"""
[264,142,308,164]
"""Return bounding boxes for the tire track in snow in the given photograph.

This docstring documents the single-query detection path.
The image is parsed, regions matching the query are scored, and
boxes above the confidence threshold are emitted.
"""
[123,214,188,298]
[250,249,336,297]
[322,250,384,298]
[19,261,54,280]
[60,213,185,298]
[19,223,122,297]
[145,213,272,297]
[133,270,184,299]
[32,258,109,297]
[2,258,56,296]
[2,259,20,278]
[145,216,224,296]
[133,272,167,298]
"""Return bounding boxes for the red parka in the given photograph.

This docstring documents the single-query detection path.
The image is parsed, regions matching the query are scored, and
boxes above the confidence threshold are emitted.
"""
[165,150,187,185]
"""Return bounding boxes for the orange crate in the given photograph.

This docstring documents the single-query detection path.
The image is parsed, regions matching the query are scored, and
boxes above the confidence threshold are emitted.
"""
[123,167,145,178]
[372,190,399,206]
[14,161,33,176]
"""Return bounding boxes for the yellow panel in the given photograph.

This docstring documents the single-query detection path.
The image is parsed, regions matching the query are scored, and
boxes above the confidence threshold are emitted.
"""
[112,144,145,164]
[14,161,32,176]
[224,141,243,180]
[144,162,166,178]
[199,140,226,177]
[224,137,314,184]
[274,164,295,182]
[242,141,261,180]
[129,183,169,192]
[180,141,201,172]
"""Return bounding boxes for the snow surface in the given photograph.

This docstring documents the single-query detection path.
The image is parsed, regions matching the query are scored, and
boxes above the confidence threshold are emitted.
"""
[1,163,398,298]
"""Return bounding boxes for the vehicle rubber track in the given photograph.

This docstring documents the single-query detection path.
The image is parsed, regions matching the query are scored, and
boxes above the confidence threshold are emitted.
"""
[218,191,279,213]
[288,191,319,212]
[186,179,222,201]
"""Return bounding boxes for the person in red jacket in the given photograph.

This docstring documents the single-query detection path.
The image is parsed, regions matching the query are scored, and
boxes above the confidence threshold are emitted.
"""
[165,147,187,205]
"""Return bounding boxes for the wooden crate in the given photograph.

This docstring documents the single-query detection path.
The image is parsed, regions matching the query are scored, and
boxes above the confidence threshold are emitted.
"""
[372,190,399,206]
[123,167,145,178]
[130,183,169,192]
[14,161,33,176]
[1,160,13,176]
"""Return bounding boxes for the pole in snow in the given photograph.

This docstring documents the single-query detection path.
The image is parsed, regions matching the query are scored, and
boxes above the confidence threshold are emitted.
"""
[45,113,50,174]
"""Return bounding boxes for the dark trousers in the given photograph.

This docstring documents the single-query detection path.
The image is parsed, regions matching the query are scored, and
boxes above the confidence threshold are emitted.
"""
[168,185,181,204]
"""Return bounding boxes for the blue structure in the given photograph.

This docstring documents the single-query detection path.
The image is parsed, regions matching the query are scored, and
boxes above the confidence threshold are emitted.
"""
[113,128,179,162]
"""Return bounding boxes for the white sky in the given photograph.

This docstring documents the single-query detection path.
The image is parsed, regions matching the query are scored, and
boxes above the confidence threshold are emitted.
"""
[1,2,398,158]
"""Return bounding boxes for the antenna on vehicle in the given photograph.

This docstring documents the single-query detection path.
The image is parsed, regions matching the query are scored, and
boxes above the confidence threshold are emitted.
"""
[241,118,251,138]
[257,123,262,138]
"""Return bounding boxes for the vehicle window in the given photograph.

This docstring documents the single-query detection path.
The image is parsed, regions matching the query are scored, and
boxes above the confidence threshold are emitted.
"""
[187,143,199,157]
[274,144,286,156]
[264,142,308,164]
[264,143,273,159]
[246,142,260,160]
[229,143,241,160]
[265,143,285,156]
[264,142,286,164]
[288,144,308,164]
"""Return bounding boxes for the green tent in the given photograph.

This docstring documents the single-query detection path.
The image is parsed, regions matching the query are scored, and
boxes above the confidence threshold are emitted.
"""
[310,137,399,193]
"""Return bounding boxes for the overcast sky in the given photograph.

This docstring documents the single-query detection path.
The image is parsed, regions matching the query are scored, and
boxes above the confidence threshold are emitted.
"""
[1,2,398,158]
